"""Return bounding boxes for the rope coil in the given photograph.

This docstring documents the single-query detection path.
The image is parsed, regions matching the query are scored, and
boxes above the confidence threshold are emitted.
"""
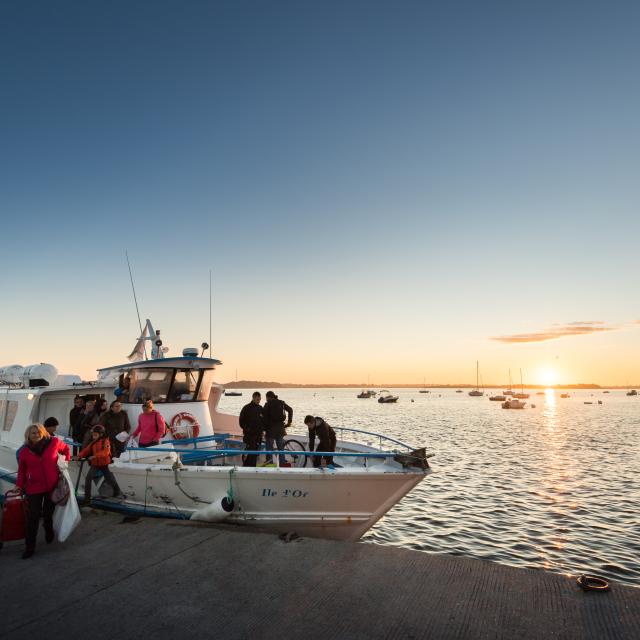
[577,574,610,592]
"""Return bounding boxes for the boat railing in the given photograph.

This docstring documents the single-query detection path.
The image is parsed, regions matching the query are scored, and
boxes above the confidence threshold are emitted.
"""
[285,425,415,453]
[63,430,429,468]
[120,445,429,469]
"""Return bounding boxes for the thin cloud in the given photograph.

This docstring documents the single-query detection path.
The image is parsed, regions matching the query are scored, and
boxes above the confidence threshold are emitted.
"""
[492,322,616,344]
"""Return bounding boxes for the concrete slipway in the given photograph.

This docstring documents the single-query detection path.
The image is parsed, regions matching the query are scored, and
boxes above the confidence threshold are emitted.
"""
[0,510,638,639]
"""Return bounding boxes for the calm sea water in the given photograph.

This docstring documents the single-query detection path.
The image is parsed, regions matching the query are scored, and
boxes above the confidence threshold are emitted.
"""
[219,388,640,587]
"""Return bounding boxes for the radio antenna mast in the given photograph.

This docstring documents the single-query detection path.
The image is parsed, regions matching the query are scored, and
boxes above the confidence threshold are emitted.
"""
[126,250,147,360]
[209,269,213,357]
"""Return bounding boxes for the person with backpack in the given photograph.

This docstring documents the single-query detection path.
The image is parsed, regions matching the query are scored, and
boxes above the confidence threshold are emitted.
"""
[73,425,123,505]
[262,391,293,466]
[130,400,166,447]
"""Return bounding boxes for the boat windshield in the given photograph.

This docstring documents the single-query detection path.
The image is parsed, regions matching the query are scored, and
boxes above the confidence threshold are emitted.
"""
[126,368,216,404]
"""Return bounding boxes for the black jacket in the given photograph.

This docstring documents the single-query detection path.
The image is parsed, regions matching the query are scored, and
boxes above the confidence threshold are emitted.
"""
[239,402,265,435]
[69,406,84,433]
[308,417,336,452]
[262,397,293,438]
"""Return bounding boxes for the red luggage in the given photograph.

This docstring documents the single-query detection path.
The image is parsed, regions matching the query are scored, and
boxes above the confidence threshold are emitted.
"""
[1,490,27,543]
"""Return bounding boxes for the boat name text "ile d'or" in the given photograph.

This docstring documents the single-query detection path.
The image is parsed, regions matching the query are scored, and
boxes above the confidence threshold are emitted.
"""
[262,488,310,498]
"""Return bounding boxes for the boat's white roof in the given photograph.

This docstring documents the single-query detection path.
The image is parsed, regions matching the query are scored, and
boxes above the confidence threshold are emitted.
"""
[97,356,222,373]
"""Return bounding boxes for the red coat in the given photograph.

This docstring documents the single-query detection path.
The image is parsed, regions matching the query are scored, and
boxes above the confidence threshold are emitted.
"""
[16,437,70,495]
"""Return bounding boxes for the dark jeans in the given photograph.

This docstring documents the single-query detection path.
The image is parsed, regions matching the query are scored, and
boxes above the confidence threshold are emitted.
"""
[25,492,55,551]
[139,441,159,448]
[242,432,262,467]
[84,466,121,500]
[264,435,286,465]
[312,436,337,467]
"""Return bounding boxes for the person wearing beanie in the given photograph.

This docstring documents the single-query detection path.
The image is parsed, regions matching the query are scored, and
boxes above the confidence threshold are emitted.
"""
[43,416,59,436]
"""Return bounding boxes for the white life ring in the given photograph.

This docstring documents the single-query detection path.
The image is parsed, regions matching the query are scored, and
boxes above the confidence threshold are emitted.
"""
[169,412,200,440]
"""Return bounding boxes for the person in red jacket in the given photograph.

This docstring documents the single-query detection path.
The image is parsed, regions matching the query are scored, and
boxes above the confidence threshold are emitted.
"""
[73,425,122,505]
[130,400,166,447]
[16,423,71,559]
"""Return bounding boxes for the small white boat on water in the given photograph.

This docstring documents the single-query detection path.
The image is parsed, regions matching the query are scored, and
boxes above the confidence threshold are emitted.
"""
[0,326,430,542]
[502,398,526,409]
[377,390,399,403]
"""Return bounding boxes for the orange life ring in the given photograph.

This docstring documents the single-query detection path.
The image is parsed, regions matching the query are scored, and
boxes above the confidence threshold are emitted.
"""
[169,412,200,440]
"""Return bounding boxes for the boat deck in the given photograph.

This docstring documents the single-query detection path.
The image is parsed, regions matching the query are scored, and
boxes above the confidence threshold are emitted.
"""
[1,511,638,639]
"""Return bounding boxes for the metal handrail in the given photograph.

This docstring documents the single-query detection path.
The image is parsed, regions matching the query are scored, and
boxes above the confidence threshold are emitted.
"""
[124,446,390,459]
[287,425,415,452]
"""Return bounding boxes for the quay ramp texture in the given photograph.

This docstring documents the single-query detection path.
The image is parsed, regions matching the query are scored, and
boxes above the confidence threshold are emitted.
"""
[0,510,638,639]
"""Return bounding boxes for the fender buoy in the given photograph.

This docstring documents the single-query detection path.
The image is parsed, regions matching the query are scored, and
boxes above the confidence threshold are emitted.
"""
[169,412,200,440]
[577,574,610,592]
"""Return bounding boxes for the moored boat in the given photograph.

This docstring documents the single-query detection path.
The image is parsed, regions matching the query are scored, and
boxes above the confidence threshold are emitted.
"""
[468,361,484,396]
[0,328,430,542]
[377,390,399,403]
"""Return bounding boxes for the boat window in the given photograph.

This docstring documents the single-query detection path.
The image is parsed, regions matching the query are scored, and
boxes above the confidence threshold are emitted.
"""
[1,400,19,431]
[196,369,216,401]
[167,369,201,403]
[128,368,172,404]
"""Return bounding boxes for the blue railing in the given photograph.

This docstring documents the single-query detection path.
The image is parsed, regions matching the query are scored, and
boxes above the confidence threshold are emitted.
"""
[124,446,390,460]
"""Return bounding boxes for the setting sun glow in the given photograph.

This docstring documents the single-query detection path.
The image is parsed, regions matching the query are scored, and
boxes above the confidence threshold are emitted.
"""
[538,368,558,387]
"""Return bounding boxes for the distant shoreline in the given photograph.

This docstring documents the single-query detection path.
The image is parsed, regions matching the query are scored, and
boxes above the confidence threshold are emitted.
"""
[220,381,633,390]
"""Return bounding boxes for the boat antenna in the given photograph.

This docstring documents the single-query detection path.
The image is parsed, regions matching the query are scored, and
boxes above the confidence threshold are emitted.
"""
[209,268,213,357]
[125,250,147,360]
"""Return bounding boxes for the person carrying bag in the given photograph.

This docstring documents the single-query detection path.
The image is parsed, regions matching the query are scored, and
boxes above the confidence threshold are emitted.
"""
[16,423,70,559]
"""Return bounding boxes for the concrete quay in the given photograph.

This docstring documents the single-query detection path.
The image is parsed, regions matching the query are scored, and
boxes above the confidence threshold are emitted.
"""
[0,510,638,639]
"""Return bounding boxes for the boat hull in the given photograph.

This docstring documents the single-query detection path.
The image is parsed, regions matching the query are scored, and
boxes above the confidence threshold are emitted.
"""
[0,448,427,542]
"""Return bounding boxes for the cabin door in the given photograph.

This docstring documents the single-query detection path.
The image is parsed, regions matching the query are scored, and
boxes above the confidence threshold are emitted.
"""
[38,396,73,438]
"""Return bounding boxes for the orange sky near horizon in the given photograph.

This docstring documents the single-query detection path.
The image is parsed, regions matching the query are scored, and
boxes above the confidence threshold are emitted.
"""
[2,314,639,387]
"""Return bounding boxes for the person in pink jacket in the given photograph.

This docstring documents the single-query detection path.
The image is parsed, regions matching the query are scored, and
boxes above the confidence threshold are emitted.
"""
[130,400,167,448]
[16,423,71,559]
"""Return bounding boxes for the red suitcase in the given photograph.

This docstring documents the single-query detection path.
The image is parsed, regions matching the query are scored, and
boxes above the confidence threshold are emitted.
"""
[1,490,27,544]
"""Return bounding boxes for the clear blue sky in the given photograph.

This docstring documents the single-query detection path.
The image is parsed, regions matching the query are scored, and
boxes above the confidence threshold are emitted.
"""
[1,1,639,384]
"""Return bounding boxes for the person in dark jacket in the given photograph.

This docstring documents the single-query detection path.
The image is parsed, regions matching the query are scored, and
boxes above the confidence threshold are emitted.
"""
[239,392,265,467]
[304,415,339,468]
[78,400,100,446]
[100,400,131,458]
[262,391,293,466]
[96,398,109,419]
[69,396,85,453]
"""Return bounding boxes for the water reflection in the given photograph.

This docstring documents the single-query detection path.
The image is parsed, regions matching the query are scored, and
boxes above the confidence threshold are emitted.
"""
[219,388,640,586]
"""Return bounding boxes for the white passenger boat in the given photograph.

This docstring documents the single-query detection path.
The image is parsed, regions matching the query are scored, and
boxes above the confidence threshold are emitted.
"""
[0,333,430,542]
